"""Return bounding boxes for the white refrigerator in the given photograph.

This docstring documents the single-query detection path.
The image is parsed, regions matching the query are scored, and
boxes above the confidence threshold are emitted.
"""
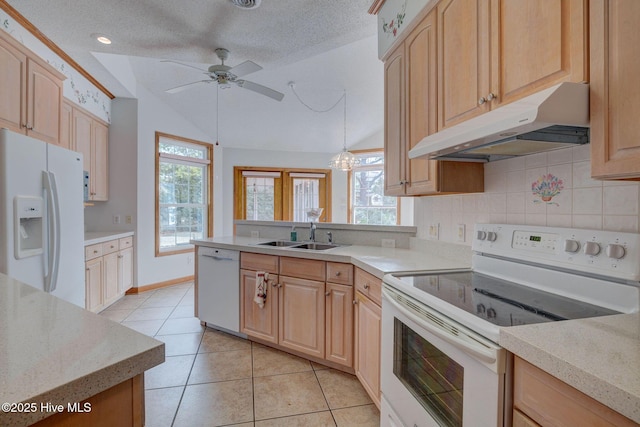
[0,128,85,307]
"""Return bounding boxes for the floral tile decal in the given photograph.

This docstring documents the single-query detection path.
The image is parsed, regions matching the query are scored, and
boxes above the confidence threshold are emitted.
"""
[382,0,407,37]
[532,173,564,206]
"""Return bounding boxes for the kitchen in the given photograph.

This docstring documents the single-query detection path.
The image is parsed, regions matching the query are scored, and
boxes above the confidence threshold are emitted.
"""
[1,0,640,426]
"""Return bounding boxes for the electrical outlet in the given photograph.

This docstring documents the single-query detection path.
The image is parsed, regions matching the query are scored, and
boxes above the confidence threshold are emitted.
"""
[113,215,121,224]
[381,239,396,248]
[251,231,260,238]
[428,223,440,240]
[457,224,466,242]
[125,215,132,224]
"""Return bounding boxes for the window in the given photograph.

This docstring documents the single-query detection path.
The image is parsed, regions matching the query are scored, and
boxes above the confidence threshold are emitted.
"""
[156,132,213,256]
[234,167,331,222]
[349,150,398,225]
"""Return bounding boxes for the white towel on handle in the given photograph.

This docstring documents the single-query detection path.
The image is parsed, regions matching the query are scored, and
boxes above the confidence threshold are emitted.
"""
[254,271,269,308]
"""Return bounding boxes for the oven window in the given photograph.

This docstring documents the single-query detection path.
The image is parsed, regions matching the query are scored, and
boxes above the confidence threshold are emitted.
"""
[393,318,464,427]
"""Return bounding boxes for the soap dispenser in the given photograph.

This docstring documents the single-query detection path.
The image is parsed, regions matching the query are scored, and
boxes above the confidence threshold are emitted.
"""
[290,226,297,242]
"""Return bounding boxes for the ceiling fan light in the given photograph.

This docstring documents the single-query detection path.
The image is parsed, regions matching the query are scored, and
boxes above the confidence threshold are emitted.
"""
[230,0,262,9]
[329,149,360,171]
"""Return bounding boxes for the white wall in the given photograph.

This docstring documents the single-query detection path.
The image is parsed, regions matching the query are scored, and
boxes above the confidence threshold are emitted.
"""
[414,145,640,244]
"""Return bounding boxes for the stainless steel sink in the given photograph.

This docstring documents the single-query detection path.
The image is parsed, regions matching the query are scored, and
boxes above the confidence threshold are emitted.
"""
[291,243,340,251]
[256,240,300,247]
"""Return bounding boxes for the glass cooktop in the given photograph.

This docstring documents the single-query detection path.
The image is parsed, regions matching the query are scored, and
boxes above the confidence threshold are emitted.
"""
[395,271,620,327]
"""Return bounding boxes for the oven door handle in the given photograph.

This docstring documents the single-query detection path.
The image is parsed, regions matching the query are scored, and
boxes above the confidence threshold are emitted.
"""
[382,288,498,365]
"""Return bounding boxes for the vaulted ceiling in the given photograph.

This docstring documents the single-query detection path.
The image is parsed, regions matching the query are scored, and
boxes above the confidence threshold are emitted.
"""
[7,0,383,153]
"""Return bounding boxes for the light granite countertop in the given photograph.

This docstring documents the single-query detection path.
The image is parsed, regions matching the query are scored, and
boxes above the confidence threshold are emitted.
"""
[500,313,640,423]
[84,231,134,246]
[191,235,472,278]
[0,273,164,426]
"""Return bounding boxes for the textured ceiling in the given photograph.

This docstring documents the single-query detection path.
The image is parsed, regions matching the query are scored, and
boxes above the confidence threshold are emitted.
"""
[6,0,383,153]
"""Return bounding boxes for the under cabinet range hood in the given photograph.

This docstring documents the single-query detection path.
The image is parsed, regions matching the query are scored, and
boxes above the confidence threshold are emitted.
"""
[408,82,590,162]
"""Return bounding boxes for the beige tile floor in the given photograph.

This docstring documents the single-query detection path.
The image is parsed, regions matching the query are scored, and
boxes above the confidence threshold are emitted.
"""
[100,283,380,427]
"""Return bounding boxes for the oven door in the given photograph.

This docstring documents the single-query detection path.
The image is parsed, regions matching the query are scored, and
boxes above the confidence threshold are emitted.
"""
[381,285,507,427]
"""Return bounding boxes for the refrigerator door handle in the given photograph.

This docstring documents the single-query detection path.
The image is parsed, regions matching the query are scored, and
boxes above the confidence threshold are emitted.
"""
[43,171,61,293]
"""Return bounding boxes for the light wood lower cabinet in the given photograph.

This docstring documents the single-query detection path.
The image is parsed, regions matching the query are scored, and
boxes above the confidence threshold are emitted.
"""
[354,267,382,409]
[240,254,355,368]
[85,236,134,312]
[513,356,638,427]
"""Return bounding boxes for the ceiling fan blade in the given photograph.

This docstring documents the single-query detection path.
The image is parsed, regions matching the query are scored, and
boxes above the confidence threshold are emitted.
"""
[230,60,262,77]
[165,80,211,94]
[161,59,207,72]
[236,80,284,101]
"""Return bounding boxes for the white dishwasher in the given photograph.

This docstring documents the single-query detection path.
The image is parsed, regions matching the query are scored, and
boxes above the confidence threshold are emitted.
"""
[197,246,244,337]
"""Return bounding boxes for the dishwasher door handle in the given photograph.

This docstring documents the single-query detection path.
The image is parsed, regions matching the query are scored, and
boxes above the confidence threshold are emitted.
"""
[200,254,235,261]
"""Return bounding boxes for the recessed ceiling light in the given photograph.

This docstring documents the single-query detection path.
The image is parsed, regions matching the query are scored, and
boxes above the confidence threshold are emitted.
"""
[91,33,112,45]
[230,0,261,10]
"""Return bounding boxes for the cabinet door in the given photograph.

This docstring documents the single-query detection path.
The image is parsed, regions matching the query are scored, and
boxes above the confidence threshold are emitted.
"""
[240,269,279,344]
[491,0,587,108]
[438,0,491,129]
[325,282,354,368]
[103,252,119,306]
[279,275,325,359]
[354,292,381,408]
[85,257,103,312]
[26,59,62,145]
[118,246,133,293]
[59,100,73,150]
[590,0,640,179]
[73,108,92,175]
[92,121,109,201]
[384,44,406,196]
[0,36,26,134]
[405,10,439,195]
[513,409,541,427]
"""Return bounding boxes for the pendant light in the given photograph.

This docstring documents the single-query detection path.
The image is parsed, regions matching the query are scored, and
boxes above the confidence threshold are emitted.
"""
[328,91,360,171]
[289,83,360,171]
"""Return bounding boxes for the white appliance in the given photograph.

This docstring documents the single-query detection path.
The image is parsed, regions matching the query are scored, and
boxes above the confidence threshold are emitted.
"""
[197,246,244,337]
[381,224,640,427]
[0,129,85,307]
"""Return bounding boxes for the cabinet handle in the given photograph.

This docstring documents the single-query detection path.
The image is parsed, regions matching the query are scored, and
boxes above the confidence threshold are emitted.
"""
[271,281,278,287]
[278,284,283,288]
[487,92,496,101]
[93,250,98,254]
[478,97,486,105]
[118,255,123,259]
[364,283,370,290]
[325,291,331,296]
[353,299,358,305]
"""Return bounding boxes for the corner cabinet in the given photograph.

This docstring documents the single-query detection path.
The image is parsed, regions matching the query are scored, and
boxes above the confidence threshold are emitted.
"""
[437,0,587,129]
[0,29,64,145]
[384,8,484,196]
[590,0,640,179]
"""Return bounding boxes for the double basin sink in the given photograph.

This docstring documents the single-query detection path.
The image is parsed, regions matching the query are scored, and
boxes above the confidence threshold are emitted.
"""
[256,240,340,251]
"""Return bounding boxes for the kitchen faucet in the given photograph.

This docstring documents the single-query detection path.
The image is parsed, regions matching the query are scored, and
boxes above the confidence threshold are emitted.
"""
[309,222,316,242]
[327,231,333,244]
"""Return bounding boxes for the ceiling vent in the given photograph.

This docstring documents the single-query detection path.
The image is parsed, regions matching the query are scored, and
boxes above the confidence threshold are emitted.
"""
[230,0,262,9]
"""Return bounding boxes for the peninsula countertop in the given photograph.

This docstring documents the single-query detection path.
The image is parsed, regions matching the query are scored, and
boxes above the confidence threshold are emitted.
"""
[500,313,640,423]
[0,273,164,426]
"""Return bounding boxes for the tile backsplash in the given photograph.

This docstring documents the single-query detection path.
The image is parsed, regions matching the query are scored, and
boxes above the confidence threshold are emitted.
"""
[414,145,640,245]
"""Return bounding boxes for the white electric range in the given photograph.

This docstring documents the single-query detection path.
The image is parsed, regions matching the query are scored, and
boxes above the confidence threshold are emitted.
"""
[380,224,640,427]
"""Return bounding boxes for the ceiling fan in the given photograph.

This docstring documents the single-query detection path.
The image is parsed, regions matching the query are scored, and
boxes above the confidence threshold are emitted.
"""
[163,48,284,101]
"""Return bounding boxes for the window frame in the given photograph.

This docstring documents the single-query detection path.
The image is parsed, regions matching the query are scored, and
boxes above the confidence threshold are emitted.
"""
[155,131,213,257]
[347,149,400,225]
[234,166,332,223]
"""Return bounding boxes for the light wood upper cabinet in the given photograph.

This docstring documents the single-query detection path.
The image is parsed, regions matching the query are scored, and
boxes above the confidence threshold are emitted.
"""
[71,105,109,201]
[437,0,587,129]
[384,9,484,196]
[437,0,491,129]
[0,30,64,145]
[59,100,73,150]
[590,0,640,179]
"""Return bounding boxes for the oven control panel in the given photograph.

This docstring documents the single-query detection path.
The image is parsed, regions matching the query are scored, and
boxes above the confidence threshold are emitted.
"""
[473,224,640,281]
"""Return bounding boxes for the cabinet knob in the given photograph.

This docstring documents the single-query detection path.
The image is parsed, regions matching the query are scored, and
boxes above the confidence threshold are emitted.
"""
[478,97,486,105]
[487,92,497,101]
[271,282,278,287]
[93,250,98,254]
[353,299,358,305]
[335,271,341,276]
[325,291,331,296]
[278,283,283,288]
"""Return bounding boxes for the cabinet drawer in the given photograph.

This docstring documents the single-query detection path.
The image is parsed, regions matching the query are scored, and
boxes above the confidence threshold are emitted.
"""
[280,257,325,282]
[85,243,103,260]
[326,262,353,285]
[241,252,279,274]
[355,268,381,306]
[514,357,637,427]
[119,236,133,249]
[102,239,119,255]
